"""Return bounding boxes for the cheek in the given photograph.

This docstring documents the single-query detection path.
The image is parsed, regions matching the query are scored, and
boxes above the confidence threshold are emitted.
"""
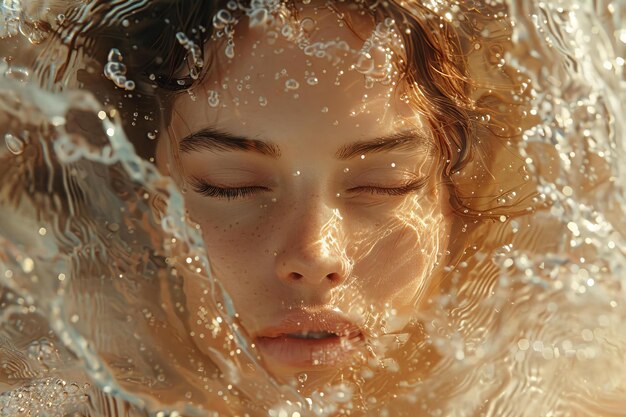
[184,199,278,292]
[350,195,451,309]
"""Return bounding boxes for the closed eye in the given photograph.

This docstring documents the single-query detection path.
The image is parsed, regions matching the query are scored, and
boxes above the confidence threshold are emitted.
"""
[189,177,429,200]
[347,177,429,196]
[190,177,270,200]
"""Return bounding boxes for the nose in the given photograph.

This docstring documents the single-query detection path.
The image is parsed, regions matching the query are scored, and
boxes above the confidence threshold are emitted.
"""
[275,200,350,289]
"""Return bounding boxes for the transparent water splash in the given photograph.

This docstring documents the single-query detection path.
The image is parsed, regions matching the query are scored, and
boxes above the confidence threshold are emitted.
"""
[1,1,625,417]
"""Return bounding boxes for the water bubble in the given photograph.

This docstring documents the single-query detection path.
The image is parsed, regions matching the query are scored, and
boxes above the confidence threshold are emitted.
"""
[104,48,135,90]
[207,90,220,107]
[285,79,300,90]
[4,133,25,155]
[248,8,270,29]
[297,373,308,383]
[281,24,294,38]
[213,9,235,30]
[4,66,30,82]
[258,96,268,106]
[21,257,34,273]
[300,17,316,33]
[321,106,329,113]
[225,43,235,59]
[306,76,318,86]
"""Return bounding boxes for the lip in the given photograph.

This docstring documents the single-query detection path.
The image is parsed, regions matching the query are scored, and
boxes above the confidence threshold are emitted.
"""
[254,308,363,368]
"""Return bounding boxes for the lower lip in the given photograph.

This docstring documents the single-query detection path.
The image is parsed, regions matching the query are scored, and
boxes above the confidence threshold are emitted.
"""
[255,334,362,368]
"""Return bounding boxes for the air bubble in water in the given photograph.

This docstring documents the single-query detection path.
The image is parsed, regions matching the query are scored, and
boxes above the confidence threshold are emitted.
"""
[285,79,300,90]
[104,48,135,91]
[225,42,235,59]
[176,31,204,78]
[213,9,235,30]
[208,90,220,107]
[259,96,268,106]
[306,76,318,86]
[300,17,315,33]
[4,66,30,82]
[4,133,25,155]
[248,8,269,28]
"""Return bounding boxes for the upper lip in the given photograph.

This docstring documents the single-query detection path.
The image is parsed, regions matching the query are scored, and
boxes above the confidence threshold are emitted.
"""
[255,308,363,339]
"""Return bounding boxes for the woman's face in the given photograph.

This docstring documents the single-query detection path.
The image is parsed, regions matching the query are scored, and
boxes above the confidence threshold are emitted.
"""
[157,4,453,382]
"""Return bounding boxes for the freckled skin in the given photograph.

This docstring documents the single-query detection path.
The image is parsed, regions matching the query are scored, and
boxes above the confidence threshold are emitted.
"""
[157,3,453,384]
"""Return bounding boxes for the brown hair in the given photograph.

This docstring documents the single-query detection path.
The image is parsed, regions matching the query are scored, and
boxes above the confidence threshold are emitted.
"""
[36,0,533,218]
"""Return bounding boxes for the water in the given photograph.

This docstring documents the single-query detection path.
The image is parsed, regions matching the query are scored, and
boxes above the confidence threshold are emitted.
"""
[1,1,625,416]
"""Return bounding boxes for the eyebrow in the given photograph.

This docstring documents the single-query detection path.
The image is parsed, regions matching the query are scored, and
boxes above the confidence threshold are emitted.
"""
[178,127,434,160]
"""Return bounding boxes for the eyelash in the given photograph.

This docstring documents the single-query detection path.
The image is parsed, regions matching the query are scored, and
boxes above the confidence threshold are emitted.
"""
[190,178,270,200]
[189,178,428,200]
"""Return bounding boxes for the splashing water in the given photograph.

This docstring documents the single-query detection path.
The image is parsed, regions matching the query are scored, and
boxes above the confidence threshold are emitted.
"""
[1,1,625,417]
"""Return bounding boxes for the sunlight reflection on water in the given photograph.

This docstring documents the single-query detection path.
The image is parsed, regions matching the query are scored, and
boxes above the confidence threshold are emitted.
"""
[1,1,625,416]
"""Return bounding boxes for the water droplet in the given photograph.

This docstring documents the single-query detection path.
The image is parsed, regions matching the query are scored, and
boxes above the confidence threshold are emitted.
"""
[208,90,220,107]
[213,9,235,30]
[297,373,308,383]
[225,43,235,59]
[321,106,329,113]
[21,257,34,273]
[562,186,573,196]
[5,133,25,155]
[285,79,300,90]
[281,24,294,38]
[258,96,268,106]
[300,17,316,32]
[5,66,30,82]
[248,8,269,28]
[306,76,318,86]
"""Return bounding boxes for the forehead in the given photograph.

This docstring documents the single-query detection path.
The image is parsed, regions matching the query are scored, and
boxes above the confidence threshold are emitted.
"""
[170,2,426,150]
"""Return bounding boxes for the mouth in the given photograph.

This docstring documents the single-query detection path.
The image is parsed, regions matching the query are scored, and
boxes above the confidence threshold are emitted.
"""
[255,309,363,368]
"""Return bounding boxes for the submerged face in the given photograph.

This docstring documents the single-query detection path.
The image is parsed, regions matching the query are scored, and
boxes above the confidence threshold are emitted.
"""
[157,3,453,382]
